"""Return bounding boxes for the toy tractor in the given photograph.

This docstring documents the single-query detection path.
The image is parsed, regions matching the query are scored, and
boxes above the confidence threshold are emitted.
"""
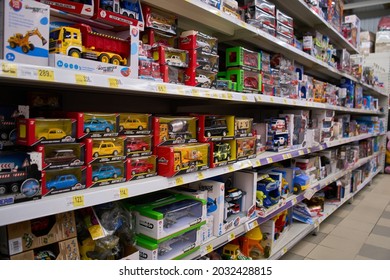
[8,28,47,54]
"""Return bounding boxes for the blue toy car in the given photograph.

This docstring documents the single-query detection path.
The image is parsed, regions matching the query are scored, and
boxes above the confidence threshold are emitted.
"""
[84,118,114,133]
[46,174,78,191]
[92,165,122,182]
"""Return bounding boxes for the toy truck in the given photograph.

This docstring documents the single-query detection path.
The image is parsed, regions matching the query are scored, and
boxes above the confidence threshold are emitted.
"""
[204,116,228,137]
[49,23,130,65]
[174,149,203,171]
[100,0,141,19]
[160,120,192,141]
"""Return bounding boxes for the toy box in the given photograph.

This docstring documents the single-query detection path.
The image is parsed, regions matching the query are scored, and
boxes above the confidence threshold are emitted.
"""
[156,143,210,177]
[153,116,197,146]
[129,155,157,180]
[133,192,206,241]
[125,135,152,158]
[118,113,152,135]
[0,104,29,149]
[143,4,177,35]
[41,166,87,196]
[209,140,236,168]
[226,68,262,93]
[0,0,50,66]
[36,142,85,169]
[195,114,235,142]
[88,160,127,187]
[236,136,256,160]
[344,14,361,48]
[235,118,253,138]
[184,68,217,88]
[276,9,293,28]
[160,64,186,84]
[0,211,76,256]
[141,28,176,48]
[66,112,119,139]
[93,0,144,29]
[153,45,188,68]
[188,50,219,73]
[84,137,126,164]
[49,54,135,79]
[0,150,42,207]
[265,117,289,152]
[37,0,93,17]
[246,6,276,29]
[226,47,261,71]
[179,30,218,55]
[16,118,76,146]
[188,179,225,237]
[136,226,202,260]
[251,0,276,16]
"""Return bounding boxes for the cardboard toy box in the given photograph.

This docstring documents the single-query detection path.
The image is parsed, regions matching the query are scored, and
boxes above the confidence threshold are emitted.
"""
[0,0,50,66]
[0,211,77,256]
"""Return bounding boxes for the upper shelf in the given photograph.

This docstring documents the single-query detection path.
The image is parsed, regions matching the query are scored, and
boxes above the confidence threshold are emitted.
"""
[271,0,359,54]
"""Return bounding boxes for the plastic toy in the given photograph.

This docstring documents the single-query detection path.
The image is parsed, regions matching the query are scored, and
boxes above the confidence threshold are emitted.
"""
[293,167,310,194]
[92,141,123,158]
[49,23,130,65]
[44,149,77,165]
[8,28,47,54]
[120,118,147,131]
[204,116,228,137]
[257,176,280,208]
[92,165,122,182]
[240,226,270,259]
[221,244,251,260]
[213,143,231,163]
[37,128,67,140]
[46,174,78,191]
[130,159,154,175]
[84,118,114,133]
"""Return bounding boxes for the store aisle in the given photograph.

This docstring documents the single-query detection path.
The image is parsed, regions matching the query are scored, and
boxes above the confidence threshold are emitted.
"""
[280,174,390,260]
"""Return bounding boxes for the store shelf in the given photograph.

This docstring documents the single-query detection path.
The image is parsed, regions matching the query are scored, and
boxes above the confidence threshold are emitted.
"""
[272,0,358,54]
[269,168,380,260]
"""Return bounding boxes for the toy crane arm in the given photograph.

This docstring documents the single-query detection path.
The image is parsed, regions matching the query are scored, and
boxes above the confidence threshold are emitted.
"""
[31,28,48,46]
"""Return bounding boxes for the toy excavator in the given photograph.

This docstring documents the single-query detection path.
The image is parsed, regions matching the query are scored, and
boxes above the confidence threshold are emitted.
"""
[8,28,47,54]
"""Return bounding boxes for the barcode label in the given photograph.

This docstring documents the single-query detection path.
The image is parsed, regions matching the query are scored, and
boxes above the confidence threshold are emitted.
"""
[9,238,23,255]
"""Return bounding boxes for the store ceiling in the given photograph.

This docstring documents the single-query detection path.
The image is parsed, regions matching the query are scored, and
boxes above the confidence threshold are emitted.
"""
[343,0,390,19]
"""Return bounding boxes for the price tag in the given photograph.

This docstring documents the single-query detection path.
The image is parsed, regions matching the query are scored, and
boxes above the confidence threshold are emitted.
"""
[177,87,185,95]
[283,99,288,104]
[228,165,235,172]
[299,150,304,155]
[267,158,273,164]
[292,197,297,204]
[119,188,129,199]
[156,84,167,93]
[197,172,205,180]
[270,97,274,102]
[88,225,105,240]
[75,74,91,85]
[256,96,262,101]
[38,69,54,81]
[1,62,17,76]
[228,232,235,241]
[213,93,219,98]
[206,244,213,253]
[108,78,121,88]
[192,89,200,96]
[247,220,258,231]
[283,247,288,255]
[304,188,316,200]
[293,100,297,105]
[242,95,248,101]
[227,93,233,100]
[72,195,85,207]
[204,91,211,98]
[175,176,184,186]
[255,160,261,166]
[221,93,227,99]
[314,220,319,227]
[240,21,247,28]
[283,154,289,160]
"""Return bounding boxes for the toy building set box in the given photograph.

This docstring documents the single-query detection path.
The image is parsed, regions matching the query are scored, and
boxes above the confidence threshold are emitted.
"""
[0,0,50,66]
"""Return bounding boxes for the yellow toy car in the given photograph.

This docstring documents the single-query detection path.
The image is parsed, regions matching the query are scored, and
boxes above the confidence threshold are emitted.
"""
[37,128,67,140]
[92,141,123,158]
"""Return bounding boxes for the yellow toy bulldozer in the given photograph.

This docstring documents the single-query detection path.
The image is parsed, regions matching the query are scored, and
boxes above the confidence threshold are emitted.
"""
[8,28,47,54]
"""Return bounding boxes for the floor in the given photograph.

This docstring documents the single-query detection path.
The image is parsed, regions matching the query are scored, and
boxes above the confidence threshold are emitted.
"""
[280,174,390,260]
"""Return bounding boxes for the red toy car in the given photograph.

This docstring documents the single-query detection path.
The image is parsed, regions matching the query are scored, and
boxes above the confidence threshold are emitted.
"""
[131,159,154,175]
[127,139,150,153]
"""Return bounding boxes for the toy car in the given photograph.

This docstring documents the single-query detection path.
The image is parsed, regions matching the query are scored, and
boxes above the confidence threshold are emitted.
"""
[46,174,78,191]
[45,149,77,164]
[225,187,244,202]
[244,76,258,88]
[166,55,183,66]
[196,74,211,85]
[92,165,122,182]
[119,118,147,131]
[126,139,150,153]
[37,128,67,140]
[92,141,123,158]
[84,118,114,133]
[273,136,286,146]
[213,142,231,162]
[293,167,310,194]
[131,160,154,175]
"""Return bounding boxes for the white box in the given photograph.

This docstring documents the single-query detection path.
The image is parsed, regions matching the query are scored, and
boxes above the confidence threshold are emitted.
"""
[0,0,50,66]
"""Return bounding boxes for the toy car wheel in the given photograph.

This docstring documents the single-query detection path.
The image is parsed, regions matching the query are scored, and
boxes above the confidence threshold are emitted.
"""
[85,127,91,133]
[1,132,8,140]
[9,42,16,48]
[113,173,118,179]
[147,168,151,173]
[10,183,19,193]
[69,49,81,58]
[214,158,219,163]
[222,131,227,136]
[93,152,99,158]
[110,55,121,65]
[99,54,110,64]
[142,146,147,151]
[293,183,301,194]
[0,186,6,195]
[22,45,29,53]
[113,150,118,156]
[138,126,143,131]
[131,170,136,175]
[206,131,212,137]
[93,176,99,182]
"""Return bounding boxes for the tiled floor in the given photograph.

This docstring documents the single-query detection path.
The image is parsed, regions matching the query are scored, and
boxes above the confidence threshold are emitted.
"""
[280,174,390,260]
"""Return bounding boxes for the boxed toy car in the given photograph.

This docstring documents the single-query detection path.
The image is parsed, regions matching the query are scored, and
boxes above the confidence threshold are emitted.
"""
[209,140,237,168]
[16,118,76,146]
[141,28,176,48]
[0,0,50,66]
[36,142,85,169]
[125,135,152,158]
[153,45,188,68]
[37,0,93,18]
[160,64,186,84]
[0,150,42,207]
[133,192,206,241]
[195,114,235,142]
[188,179,225,237]
[119,113,152,135]
[66,112,119,139]
[185,68,217,88]
[84,137,126,164]
[41,166,87,196]
[188,50,219,73]
[251,0,276,16]
[156,143,210,177]
[0,104,29,150]
[236,136,257,160]
[0,211,77,256]
[153,116,198,146]
[226,46,261,71]
[226,68,262,93]
[246,6,276,29]
[88,160,127,188]
[128,155,157,180]
[143,4,177,35]
[136,226,202,260]
[179,30,218,54]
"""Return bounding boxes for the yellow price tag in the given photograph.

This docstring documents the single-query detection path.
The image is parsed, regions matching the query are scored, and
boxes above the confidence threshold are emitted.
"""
[157,84,167,93]
[175,176,184,185]
[192,89,200,96]
[255,160,261,166]
[88,225,105,240]
[205,91,211,98]
[221,93,227,99]
[250,220,258,229]
[283,247,288,254]
[177,87,185,95]
[270,97,274,102]
[293,101,297,105]
[75,74,89,85]
[198,172,204,180]
[228,232,235,241]
[108,78,121,88]
[242,95,248,101]
[1,62,17,76]
[283,154,288,160]
[38,69,54,81]
[267,158,273,164]
[72,195,84,207]
[213,93,219,98]
[228,165,235,172]
[241,22,247,28]
[257,96,262,101]
[299,150,304,155]
[119,188,129,199]
[206,244,213,253]
[227,93,233,100]
[283,99,287,104]
[292,197,297,204]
